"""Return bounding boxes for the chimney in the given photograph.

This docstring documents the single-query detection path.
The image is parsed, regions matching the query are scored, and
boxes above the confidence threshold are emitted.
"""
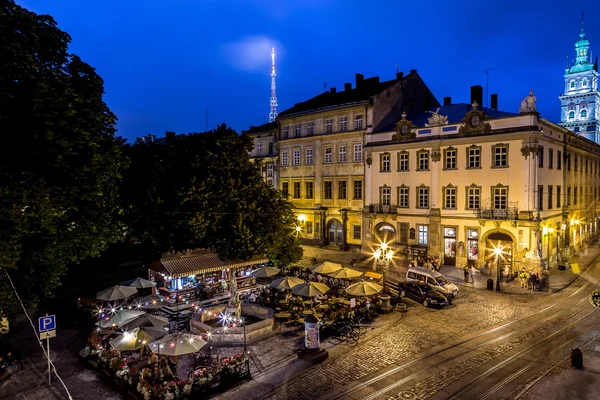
[490,94,498,110]
[443,96,452,106]
[470,85,483,106]
[344,82,352,91]
[396,72,404,80]
[355,73,364,88]
[410,69,417,74]
[330,87,337,94]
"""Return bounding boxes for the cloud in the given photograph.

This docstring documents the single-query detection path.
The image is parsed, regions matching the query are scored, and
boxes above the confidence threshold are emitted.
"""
[222,35,284,73]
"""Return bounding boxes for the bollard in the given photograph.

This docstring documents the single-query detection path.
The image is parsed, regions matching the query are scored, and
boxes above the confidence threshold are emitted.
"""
[487,278,494,290]
[571,348,583,369]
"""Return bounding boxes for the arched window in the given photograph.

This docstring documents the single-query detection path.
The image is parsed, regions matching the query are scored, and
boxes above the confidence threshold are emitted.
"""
[570,80,576,89]
[569,111,575,119]
[581,110,587,118]
[583,78,588,87]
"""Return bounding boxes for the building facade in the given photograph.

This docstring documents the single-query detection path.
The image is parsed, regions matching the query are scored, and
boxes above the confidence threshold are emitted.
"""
[244,121,279,187]
[276,71,438,251]
[365,87,600,273]
[559,18,600,143]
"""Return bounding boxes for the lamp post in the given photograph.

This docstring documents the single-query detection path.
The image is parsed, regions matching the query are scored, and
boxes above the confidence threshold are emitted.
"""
[494,246,502,291]
[374,242,394,269]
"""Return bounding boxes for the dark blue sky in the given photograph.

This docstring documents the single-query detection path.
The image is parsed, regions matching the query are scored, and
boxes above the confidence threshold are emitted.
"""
[19,0,599,142]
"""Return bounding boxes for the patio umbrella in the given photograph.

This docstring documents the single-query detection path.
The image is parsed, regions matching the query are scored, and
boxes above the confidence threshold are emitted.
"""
[271,276,304,290]
[96,285,138,302]
[345,281,383,297]
[98,310,146,329]
[328,267,363,280]
[134,294,167,310]
[292,282,330,297]
[120,314,169,331]
[109,328,153,351]
[250,266,281,278]
[128,277,157,289]
[312,261,343,275]
[139,325,168,341]
[149,332,207,356]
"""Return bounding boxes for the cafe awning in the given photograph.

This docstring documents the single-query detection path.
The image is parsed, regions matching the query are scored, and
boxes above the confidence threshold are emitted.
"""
[148,250,269,279]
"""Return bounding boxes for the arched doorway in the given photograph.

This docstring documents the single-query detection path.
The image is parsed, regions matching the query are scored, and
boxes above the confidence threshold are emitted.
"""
[328,219,343,246]
[374,222,396,244]
[484,231,514,275]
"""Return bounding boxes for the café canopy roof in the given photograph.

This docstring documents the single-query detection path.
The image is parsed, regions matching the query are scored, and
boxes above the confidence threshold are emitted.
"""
[148,250,268,279]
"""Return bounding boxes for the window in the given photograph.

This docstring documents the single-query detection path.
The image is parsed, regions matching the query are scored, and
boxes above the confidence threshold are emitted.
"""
[569,111,575,119]
[570,80,575,89]
[353,225,361,240]
[338,180,347,199]
[304,181,314,199]
[398,152,409,171]
[557,151,562,170]
[583,78,588,87]
[305,148,313,165]
[538,185,543,210]
[467,146,481,168]
[398,186,409,208]
[324,147,332,164]
[338,145,347,163]
[574,156,578,171]
[293,182,301,198]
[567,153,571,171]
[548,148,553,169]
[295,124,301,137]
[417,151,429,171]
[574,186,578,204]
[557,185,561,208]
[353,180,363,199]
[268,142,274,155]
[339,116,348,131]
[355,115,363,130]
[538,146,544,167]
[581,109,587,118]
[418,225,428,245]
[325,119,333,133]
[548,186,553,209]
[281,182,289,196]
[267,164,274,177]
[353,144,363,162]
[467,186,481,209]
[444,148,457,169]
[324,181,332,199]
[255,143,262,155]
[444,186,457,209]
[493,186,508,209]
[380,186,391,206]
[282,126,289,138]
[380,153,391,171]
[417,186,429,208]
[567,186,571,206]
[281,151,288,166]
[293,149,300,166]
[493,144,508,167]
[314,222,320,238]
[306,121,314,136]
[306,221,313,234]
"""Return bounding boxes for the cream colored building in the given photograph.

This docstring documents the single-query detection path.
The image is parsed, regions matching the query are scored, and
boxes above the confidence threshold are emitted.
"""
[364,87,600,273]
[244,121,279,187]
[276,71,438,250]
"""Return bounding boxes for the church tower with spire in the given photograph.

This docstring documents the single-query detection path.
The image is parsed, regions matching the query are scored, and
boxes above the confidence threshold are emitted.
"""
[559,14,600,143]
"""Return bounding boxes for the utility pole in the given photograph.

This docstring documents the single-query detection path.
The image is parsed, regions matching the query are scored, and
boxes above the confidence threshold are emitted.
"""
[483,68,493,108]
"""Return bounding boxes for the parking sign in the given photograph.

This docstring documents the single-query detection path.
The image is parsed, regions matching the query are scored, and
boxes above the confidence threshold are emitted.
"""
[39,315,56,332]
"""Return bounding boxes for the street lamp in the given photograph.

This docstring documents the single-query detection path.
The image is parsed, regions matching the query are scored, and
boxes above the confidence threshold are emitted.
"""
[374,242,394,268]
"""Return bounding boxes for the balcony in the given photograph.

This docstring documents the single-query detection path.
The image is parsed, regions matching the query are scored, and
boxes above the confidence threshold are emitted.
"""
[475,205,518,220]
[368,203,398,214]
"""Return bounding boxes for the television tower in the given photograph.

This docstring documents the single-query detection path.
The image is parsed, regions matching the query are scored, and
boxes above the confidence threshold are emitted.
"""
[269,47,278,122]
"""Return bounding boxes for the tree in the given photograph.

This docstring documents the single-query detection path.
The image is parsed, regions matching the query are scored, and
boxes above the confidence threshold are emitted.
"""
[0,1,126,316]
[121,124,302,264]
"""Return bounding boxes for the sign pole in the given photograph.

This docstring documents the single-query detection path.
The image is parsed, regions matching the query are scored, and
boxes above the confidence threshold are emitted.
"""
[47,335,51,385]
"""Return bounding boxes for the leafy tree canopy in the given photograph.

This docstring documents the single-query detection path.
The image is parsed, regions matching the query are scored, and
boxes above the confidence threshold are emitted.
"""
[122,124,302,265]
[0,1,126,316]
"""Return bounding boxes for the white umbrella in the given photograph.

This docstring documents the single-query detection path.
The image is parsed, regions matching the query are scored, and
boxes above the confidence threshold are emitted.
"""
[345,281,383,297]
[120,314,169,331]
[109,328,153,351]
[250,266,281,278]
[149,332,207,356]
[292,282,330,297]
[271,276,304,290]
[328,267,363,280]
[96,285,138,301]
[134,294,167,310]
[312,262,343,275]
[139,325,168,340]
[97,310,146,329]
[128,277,157,289]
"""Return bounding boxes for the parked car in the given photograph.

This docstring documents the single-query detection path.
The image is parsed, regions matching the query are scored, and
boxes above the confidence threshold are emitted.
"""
[399,282,449,308]
[406,267,459,299]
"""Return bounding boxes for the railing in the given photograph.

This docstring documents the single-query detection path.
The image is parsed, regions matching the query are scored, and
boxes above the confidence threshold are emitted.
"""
[476,206,518,220]
[368,203,398,214]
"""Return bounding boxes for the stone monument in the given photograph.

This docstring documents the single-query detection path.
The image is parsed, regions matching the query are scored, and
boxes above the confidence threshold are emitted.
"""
[225,274,241,318]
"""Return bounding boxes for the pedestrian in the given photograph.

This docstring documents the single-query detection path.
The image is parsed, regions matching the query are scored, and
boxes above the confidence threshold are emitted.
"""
[504,266,510,283]
[470,265,476,283]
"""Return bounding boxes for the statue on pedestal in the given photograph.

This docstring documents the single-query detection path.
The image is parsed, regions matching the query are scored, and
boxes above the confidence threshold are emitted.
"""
[225,274,241,318]
[519,90,537,113]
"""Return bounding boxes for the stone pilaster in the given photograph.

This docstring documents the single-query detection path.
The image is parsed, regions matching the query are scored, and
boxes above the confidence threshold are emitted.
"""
[428,208,442,258]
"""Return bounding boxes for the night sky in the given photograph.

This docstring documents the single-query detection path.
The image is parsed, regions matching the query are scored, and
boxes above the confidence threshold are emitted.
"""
[18,0,600,142]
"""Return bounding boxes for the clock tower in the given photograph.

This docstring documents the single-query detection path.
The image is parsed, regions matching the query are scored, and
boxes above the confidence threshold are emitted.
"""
[559,14,600,143]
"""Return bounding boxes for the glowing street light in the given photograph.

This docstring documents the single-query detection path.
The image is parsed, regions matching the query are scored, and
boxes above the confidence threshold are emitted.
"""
[374,243,394,267]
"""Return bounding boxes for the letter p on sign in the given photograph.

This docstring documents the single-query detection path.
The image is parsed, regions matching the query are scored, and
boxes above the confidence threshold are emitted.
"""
[39,315,56,332]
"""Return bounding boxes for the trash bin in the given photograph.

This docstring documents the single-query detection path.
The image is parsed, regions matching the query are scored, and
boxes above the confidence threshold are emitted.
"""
[487,279,494,290]
[571,348,583,368]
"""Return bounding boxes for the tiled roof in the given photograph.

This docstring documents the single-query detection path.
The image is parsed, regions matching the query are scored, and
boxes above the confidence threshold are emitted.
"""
[278,75,406,118]
[149,250,269,278]
[244,121,277,135]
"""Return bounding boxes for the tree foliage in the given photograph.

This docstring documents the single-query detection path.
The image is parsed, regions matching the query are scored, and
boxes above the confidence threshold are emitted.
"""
[0,1,126,316]
[122,124,302,264]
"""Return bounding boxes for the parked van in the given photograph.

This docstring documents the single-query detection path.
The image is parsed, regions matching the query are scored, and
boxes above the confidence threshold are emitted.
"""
[406,267,459,299]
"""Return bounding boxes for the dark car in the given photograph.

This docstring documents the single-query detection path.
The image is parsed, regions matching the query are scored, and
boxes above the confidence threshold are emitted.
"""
[399,282,449,308]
